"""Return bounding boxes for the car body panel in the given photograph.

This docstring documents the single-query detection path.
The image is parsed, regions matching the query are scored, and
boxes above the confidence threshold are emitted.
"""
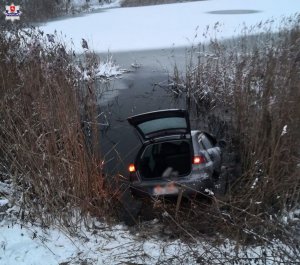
[130,168,213,197]
[127,109,191,142]
[127,109,222,197]
[196,131,222,175]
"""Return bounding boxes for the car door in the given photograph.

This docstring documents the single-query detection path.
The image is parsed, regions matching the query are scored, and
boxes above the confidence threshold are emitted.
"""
[199,132,221,174]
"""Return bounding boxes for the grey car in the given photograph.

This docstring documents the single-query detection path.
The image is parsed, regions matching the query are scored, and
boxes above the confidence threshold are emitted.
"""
[127,109,223,197]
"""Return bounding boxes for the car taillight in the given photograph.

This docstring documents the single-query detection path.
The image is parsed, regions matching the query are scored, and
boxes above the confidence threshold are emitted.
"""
[129,163,138,182]
[128,163,136,172]
[193,155,205,164]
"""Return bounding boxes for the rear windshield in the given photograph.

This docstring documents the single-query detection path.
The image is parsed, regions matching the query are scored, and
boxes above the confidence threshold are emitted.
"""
[138,117,187,135]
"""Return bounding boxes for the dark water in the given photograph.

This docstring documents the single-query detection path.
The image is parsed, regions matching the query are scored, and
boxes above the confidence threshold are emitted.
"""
[98,65,186,176]
[97,47,233,178]
[95,48,239,225]
[96,48,190,176]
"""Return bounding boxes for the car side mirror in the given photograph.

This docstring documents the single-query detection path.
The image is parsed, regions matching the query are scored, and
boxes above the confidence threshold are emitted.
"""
[218,140,226,148]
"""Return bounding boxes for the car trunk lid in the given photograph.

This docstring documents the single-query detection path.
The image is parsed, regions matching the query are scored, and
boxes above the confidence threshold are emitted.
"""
[127,109,191,143]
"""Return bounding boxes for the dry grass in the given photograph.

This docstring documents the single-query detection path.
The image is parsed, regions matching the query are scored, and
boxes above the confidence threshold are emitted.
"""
[0,28,118,227]
[166,15,300,261]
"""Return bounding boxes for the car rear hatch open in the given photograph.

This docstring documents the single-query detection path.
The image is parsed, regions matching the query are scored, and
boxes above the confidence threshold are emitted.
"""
[127,109,191,142]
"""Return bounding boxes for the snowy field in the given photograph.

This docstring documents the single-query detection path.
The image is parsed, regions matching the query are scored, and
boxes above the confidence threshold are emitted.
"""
[40,0,300,52]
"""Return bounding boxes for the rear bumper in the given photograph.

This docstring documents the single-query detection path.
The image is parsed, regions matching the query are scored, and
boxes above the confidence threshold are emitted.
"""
[130,174,213,197]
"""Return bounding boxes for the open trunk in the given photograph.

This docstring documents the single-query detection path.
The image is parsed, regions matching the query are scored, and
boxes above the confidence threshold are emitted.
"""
[137,139,192,179]
[127,109,191,142]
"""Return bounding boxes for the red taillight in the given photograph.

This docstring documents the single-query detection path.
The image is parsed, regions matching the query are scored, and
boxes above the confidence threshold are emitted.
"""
[193,156,205,164]
[129,163,136,172]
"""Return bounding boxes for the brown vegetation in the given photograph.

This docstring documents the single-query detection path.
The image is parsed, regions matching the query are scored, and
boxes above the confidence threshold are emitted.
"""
[0,28,117,227]
[0,9,299,264]
[165,15,300,261]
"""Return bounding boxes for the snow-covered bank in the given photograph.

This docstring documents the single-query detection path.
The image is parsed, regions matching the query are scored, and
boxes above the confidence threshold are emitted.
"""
[40,0,300,53]
[1,215,299,265]
[66,0,121,13]
[1,177,299,265]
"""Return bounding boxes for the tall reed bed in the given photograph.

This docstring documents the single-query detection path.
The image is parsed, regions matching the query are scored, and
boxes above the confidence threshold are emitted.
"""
[169,16,300,246]
[0,28,115,227]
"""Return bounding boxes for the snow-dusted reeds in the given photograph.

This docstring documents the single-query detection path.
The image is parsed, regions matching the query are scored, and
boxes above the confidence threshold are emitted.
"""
[167,15,300,262]
[0,28,117,228]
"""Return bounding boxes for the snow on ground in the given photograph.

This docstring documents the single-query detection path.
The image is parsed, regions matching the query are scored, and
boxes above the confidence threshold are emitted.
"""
[40,0,300,53]
[1,214,299,265]
[0,219,185,265]
[0,199,8,207]
[0,179,299,265]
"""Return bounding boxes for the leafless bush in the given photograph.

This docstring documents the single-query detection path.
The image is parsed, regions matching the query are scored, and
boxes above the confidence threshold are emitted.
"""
[0,28,118,227]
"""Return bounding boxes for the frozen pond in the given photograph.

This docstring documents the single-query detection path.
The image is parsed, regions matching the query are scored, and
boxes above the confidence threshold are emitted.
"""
[39,0,300,175]
[40,0,300,53]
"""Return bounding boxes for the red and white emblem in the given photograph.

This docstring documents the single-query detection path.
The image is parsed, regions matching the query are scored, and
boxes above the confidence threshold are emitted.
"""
[10,5,16,12]
[5,3,21,21]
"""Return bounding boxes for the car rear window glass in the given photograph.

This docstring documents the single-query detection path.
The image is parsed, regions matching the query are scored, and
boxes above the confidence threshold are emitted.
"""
[138,117,187,135]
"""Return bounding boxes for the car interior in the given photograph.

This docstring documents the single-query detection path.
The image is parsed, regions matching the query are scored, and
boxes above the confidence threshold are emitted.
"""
[138,140,192,179]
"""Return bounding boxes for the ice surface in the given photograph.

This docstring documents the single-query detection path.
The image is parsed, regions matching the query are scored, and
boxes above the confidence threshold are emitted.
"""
[40,0,300,52]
